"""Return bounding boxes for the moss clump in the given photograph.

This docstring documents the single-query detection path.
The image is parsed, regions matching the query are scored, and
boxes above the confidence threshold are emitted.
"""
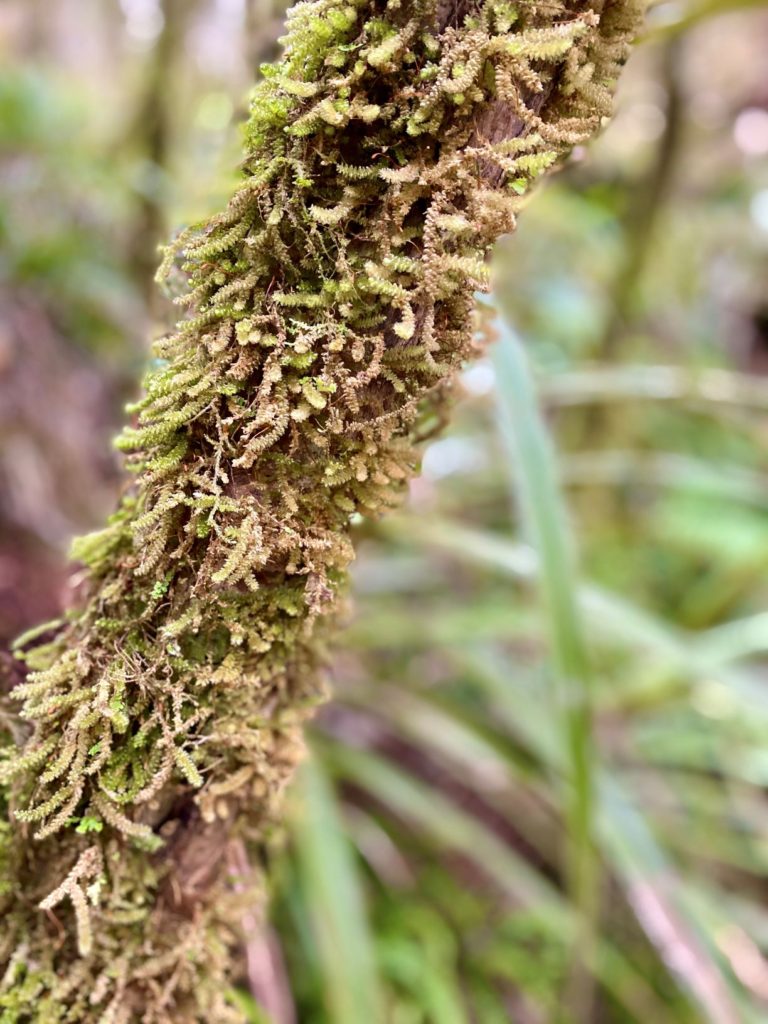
[0,0,641,1019]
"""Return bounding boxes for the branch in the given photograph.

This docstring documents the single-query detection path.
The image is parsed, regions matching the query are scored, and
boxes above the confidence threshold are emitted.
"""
[0,1,642,1020]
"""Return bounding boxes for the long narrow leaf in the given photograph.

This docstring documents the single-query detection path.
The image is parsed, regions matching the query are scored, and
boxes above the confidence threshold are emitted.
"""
[320,738,680,1021]
[290,755,384,1024]
[491,314,599,1014]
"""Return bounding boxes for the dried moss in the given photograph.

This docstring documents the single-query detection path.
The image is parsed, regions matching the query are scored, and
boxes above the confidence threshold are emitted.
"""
[0,1,641,1020]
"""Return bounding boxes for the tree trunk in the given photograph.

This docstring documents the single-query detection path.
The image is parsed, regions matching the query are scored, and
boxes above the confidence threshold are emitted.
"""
[0,1,641,1020]
[124,0,197,309]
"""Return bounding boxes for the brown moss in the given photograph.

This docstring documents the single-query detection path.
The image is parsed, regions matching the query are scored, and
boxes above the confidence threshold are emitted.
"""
[0,1,641,1020]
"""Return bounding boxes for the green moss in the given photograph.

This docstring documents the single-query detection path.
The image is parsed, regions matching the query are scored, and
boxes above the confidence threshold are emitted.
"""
[0,0,640,1019]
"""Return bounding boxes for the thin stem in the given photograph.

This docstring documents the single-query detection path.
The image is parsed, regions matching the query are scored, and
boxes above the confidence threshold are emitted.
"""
[598,36,684,358]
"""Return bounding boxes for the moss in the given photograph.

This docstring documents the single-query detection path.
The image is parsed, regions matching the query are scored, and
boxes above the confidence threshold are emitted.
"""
[0,0,641,1019]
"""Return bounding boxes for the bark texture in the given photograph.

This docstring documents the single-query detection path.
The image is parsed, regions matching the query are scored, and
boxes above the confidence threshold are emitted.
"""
[0,1,641,1020]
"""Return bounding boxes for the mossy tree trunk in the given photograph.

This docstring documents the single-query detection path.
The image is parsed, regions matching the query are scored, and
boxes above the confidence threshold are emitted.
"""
[0,1,641,1020]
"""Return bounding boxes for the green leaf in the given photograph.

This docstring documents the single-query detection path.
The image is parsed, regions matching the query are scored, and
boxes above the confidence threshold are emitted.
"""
[322,739,561,910]
[492,313,599,1011]
[291,754,384,1024]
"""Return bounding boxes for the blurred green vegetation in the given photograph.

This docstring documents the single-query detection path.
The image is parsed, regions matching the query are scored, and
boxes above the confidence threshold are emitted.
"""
[0,70,139,357]
[3,0,768,1021]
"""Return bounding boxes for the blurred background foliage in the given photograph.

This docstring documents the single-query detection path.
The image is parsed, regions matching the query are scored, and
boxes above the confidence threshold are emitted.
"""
[2,1,768,1021]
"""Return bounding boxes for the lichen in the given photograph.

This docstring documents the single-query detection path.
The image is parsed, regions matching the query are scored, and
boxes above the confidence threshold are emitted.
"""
[0,1,641,1020]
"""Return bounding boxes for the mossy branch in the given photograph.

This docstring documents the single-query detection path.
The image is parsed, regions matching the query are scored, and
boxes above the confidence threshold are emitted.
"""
[0,1,641,1020]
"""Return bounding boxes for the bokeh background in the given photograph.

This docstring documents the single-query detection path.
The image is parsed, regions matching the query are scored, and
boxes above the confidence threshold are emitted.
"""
[2,1,768,1021]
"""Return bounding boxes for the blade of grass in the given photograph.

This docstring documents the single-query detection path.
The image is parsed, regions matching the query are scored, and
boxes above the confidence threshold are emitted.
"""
[599,778,742,1024]
[490,314,598,1019]
[561,450,768,508]
[643,0,768,41]
[696,611,768,666]
[380,516,687,661]
[449,646,745,1021]
[321,737,562,909]
[381,516,768,715]
[540,363,768,411]
[377,929,469,1024]
[320,735,682,1021]
[290,754,384,1024]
